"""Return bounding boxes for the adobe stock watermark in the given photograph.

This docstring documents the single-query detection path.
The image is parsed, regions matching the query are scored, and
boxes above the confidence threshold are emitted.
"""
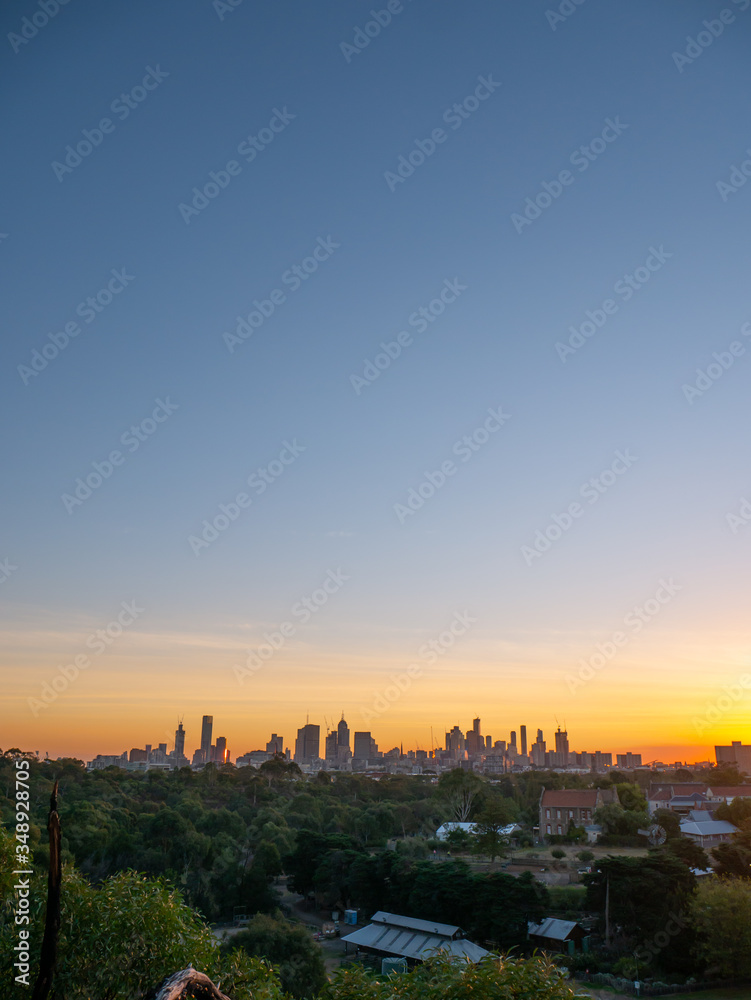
[178,107,296,223]
[692,673,751,735]
[716,147,751,202]
[672,1,749,73]
[61,398,179,513]
[213,0,244,20]
[232,569,349,683]
[18,268,135,385]
[8,0,72,55]
[555,246,673,362]
[634,912,688,964]
[565,579,682,694]
[726,494,751,534]
[384,75,500,192]
[521,449,637,565]
[28,601,145,716]
[340,0,413,62]
[682,321,751,403]
[360,611,477,723]
[52,68,169,181]
[350,278,467,394]
[546,0,587,31]
[188,439,305,555]
[221,237,340,352]
[511,116,629,234]
[0,558,18,584]
[393,406,511,524]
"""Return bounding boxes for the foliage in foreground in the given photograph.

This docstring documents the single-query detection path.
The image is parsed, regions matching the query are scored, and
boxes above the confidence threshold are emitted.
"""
[225,913,327,999]
[321,953,587,1000]
[0,832,284,1000]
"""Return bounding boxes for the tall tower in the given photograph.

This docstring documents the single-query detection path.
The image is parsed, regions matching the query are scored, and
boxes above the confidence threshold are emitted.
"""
[520,725,527,757]
[337,713,350,750]
[175,721,185,760]
[555,727,569,766]
[200,716,213,759]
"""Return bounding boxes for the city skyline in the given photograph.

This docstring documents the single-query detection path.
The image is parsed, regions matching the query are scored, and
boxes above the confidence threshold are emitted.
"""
[23,705,747,767]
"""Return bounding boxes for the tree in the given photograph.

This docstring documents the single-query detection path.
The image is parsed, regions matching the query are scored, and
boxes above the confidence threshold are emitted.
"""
[437,769,483,822]
[715,796,751,829]
[652,808,681,841]
[444,826,472,851]
[712,829,751,878]
[472,798,515,861]
[616,782,647,812]
[0,863,284,1000]
[687,877,751,978]
[321,952,580,1000]
[584,853,696,945]
[663,837,709,870]
[228,914,327,999]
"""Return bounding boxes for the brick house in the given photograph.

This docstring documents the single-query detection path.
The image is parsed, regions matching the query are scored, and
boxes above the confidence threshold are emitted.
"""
[539,787,617,839]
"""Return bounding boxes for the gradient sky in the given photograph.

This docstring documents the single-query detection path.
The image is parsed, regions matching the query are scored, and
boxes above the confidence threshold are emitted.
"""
[2,0,750,763]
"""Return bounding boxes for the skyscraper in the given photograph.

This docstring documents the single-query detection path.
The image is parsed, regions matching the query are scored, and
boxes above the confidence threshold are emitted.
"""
[174,722,185,760]
[294,723,320,764]
[520,725,527,757]
[353,732,370,760]
[555,727,569,766]
[200,715,213,759]
[337,713,350,749]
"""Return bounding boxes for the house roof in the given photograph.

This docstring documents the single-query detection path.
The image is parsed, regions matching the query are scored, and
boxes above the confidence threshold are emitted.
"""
[707,786,751,798]
[540,789,602,808]
[528,918,582,941]
[648,783,706,797]
[342,911,489,963]
[679,819,737,837]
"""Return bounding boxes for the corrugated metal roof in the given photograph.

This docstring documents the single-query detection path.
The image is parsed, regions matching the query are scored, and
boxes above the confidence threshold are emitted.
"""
[341,912,489,963]
[680,820,737,836]
[528,918,580,941]
[370,911,461,937]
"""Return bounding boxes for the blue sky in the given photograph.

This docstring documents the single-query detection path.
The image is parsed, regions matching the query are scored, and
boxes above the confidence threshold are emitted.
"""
[2,0,750,759]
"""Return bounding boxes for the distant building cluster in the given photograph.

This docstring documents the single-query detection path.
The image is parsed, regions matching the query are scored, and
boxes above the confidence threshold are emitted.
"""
[84,712,730,776]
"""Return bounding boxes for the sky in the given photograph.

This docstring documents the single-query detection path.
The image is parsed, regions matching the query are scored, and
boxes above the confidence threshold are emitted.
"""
[1,0,750,764]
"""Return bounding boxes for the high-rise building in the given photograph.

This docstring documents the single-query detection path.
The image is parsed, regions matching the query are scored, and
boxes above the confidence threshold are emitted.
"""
[200,716,213,759]
[616,752,642,769]
[446,725,466,758]
[294,723,320,764]
[215,736,228,763]
[337,714,350,750]
[325,730,338,760]
[531,730,546,768]
[554,727,569,766]
[353,731,371,760]
[716,741,751,775]
[509,730,517,750]
[520,725,527,757]
[266,734,284,754]
[175,723,185,760]
[485,735,492,749]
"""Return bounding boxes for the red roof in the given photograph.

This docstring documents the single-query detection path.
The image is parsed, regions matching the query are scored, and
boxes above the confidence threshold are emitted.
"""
[708,786,751,797]
[540,789,602,808]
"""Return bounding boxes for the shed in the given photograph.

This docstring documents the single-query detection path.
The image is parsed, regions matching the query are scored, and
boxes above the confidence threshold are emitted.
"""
[342,911,489,963]
[528,917,590,954]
